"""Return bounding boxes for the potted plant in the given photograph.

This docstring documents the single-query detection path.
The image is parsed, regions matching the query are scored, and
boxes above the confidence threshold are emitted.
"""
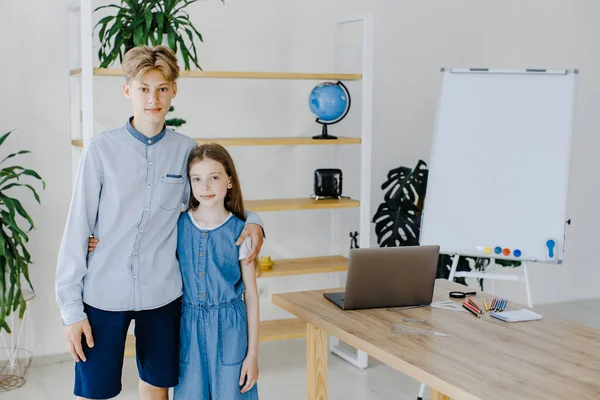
[0,131,45,334]
[95,0,223,70]
[372,159,520,289]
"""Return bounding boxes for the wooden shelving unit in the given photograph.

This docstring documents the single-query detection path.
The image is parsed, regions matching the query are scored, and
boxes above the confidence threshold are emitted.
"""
[245,198,359,212]
[72,136,360,148]
[194,137,361,146]
[259,256,348,278]
[70,68,362,81]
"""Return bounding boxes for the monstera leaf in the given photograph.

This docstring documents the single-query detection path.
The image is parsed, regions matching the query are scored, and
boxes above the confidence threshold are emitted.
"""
[373,160,428,247]
[373,158,520,288]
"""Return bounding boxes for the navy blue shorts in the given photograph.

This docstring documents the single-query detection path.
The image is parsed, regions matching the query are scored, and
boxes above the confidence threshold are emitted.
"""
[74,297,181,399]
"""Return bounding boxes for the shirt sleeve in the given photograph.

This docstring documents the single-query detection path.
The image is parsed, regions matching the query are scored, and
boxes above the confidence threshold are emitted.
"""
[239,237,252,260]
[55,140,103,325]
[244,210,266,238]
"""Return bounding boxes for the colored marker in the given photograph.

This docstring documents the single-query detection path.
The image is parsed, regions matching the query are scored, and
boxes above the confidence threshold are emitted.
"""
[482,298,489,311]
[468,298,483,313]
[463,301,483,315]
[462,304,480,318]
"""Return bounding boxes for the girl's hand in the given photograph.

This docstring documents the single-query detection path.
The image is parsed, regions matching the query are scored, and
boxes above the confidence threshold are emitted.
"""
[239,353,259,393]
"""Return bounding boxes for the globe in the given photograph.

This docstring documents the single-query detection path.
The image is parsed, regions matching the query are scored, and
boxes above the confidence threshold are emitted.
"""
[308,81,351,139]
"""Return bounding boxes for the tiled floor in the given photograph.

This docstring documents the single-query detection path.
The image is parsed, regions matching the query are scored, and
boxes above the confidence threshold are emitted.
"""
[1,298,599,399]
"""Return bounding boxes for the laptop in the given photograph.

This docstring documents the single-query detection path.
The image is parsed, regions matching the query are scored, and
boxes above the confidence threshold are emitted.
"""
[323,245,440,310]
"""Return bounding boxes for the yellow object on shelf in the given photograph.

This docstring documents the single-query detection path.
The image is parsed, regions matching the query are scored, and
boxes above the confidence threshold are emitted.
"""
[259,256,275,270]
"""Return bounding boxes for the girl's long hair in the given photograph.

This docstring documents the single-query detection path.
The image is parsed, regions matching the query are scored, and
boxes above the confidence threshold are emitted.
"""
[187,143,246,222]
[187,143,260,275]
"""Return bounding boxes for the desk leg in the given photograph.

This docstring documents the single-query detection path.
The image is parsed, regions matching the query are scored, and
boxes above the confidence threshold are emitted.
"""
[430,388,450,400]
[307,323,328,400]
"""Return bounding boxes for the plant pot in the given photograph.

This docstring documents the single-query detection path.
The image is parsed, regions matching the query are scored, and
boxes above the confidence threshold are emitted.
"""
[0,289,35,392]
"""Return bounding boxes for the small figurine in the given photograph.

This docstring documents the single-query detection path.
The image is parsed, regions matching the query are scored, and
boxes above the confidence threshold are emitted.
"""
[350,231,360,249]
[258,256,274,270]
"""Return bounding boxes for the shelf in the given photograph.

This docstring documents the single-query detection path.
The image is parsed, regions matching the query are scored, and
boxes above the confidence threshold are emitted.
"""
[194,137,361,146]
[260,255,348,278]
[259,318,306,342]
[71,137,360,148]
[245,198,359,212]
[70,68,362,81]
[124,318,305,357]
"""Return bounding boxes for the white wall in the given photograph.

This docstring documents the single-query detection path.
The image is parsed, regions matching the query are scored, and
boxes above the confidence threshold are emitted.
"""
[1,0,599,357]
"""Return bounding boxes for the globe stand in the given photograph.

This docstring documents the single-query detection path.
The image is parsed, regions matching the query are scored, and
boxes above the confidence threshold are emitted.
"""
[312,124,337,140]
[309,81,351,141]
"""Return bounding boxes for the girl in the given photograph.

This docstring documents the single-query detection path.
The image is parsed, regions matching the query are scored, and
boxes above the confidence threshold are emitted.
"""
[174,143,260,399]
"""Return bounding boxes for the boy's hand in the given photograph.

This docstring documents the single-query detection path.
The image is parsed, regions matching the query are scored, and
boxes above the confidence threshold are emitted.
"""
[236,224,263,262]
[239,354,259,393]
[64,318,94,362]
[88,237,99,253]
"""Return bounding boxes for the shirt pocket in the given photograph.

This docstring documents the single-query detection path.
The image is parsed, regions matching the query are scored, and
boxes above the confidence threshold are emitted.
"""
[160,175,185,211]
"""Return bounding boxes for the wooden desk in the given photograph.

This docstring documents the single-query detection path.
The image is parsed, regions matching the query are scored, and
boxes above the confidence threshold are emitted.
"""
[272,279,600,400]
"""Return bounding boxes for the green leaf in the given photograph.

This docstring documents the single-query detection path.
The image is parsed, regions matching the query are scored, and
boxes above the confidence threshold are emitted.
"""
[0,320,11,335]
[24,184,42,204]
[19,169,45,189]
[1,211,28,243]
[0,233,5,258]
[167,29,176,51]
[2,196,16,222]
[0,150,30,165]
[184,28,198,60]
[11,198,35,231]
[144,7,153,32]
[0,131,12,147]
[156,11,164,33]
[134,23,144,45]
[93,4,124,13]
[6,286,14,315]
[94,15,115,33]
[177,37,190,70]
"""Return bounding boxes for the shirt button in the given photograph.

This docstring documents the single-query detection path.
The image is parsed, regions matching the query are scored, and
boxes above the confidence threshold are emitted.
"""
[134,253,137,256]
[145,208,149,213]
[200,293,205,299]
[200,252,204,257]
[147,139,152,144]
[202,233,207,238]
[147,184,151,189]
[199,272,204,277]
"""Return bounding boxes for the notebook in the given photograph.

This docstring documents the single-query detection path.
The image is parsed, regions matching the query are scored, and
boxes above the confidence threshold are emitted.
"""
[490,309,543,323]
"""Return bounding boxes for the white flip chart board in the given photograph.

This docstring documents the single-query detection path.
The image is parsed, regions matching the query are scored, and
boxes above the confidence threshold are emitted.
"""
[420,68,578,263]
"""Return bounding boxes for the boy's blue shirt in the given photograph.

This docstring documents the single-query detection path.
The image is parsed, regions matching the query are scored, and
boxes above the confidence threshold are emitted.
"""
[56,119,263,325]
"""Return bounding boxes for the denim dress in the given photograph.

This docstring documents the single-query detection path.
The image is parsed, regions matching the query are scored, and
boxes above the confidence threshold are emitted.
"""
[174,212,259,400]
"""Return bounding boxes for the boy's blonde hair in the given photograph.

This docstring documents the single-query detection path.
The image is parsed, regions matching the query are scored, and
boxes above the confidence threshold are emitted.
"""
[122,45,180,82]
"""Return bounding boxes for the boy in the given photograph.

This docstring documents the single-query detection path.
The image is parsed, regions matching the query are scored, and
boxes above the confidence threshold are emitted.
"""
[56,46,264,400]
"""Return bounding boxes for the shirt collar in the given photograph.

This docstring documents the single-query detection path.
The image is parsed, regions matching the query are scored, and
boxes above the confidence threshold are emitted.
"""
[126,117,167,146]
